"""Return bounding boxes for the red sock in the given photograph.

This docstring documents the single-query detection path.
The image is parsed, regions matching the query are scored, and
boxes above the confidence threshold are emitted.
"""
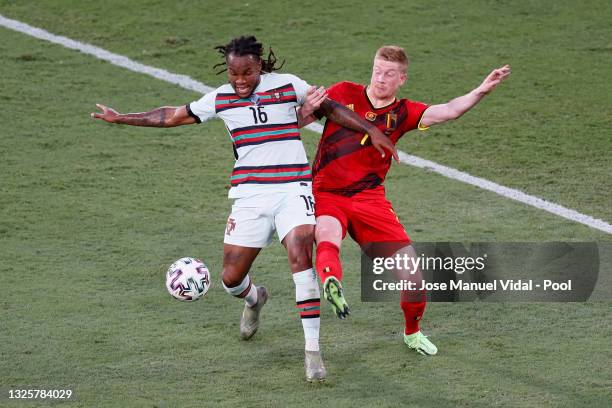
[315,241,343,282]
[400,290,427,335]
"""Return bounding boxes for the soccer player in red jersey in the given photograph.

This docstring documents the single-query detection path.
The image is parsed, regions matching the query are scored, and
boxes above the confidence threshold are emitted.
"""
[301,46,510,355]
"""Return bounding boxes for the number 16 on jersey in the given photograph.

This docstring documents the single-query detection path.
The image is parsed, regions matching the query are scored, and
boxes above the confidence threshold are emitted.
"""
[300,194,315,216]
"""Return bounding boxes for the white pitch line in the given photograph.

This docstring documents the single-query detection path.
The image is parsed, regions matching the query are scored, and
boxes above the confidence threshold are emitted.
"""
[0,14,213,95]
[398,152,612,234]
[2,14,610,235]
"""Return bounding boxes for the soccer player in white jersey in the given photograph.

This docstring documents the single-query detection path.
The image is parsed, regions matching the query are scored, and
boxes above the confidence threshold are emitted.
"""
[91,35,395,382]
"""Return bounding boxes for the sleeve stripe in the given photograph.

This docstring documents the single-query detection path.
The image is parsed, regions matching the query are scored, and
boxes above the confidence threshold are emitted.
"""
[185,103,201,124]
[417,106,430,131]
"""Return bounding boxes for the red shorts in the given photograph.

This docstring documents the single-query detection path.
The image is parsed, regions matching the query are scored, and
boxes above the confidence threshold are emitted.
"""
[314,189,411,247]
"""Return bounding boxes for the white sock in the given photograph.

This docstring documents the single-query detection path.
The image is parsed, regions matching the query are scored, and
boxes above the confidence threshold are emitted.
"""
[293,268,320,352]
[242,284,258,307]
[223,275,258,307]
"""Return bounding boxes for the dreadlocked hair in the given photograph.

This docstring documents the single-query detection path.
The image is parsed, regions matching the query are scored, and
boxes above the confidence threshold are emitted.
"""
[213,35,285,74]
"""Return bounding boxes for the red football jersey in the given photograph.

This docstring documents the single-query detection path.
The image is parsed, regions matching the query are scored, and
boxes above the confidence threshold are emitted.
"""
[312,81,428,196]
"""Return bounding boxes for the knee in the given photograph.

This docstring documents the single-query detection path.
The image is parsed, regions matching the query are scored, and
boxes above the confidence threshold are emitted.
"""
[222,269,251,296]
[287,250,312,271]
[222,250,246,287]
[315,224,342,246]
[221,268,243,288]
[286,231,314,271]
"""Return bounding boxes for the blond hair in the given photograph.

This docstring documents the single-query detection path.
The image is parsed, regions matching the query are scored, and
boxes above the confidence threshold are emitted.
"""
[375,46,409,73]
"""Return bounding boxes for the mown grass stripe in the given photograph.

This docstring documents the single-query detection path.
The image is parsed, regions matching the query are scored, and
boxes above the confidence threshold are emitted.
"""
[2,13,609,234]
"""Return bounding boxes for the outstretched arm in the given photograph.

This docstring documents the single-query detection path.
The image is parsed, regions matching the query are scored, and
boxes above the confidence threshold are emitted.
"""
[91,104,196,127]
[316,99,399,161]
[420,64,511,128]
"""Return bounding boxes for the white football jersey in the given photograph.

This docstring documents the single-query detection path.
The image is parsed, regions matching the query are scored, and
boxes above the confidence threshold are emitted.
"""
[188,73,312,198]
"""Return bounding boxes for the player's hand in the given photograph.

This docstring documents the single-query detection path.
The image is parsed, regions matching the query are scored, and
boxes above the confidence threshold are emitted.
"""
[366,127,399,162]
[91,104,120,123]
[476,64,511,95]
[301,86,328,117]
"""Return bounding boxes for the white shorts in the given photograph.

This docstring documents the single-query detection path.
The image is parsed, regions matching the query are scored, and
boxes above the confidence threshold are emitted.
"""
[223,189,316,248]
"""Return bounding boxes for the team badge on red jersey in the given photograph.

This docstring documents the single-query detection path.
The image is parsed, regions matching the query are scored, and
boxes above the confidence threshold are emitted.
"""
[365,111,377,121]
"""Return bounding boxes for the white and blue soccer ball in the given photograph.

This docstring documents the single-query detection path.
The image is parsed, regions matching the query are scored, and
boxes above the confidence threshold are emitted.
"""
[165,257,211,301]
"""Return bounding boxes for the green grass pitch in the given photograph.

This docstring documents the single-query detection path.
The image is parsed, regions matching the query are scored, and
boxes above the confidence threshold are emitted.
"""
[0,1,610,407]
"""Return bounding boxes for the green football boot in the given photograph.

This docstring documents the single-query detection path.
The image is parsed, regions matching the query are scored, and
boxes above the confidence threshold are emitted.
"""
[404,331,438,356]
[323,276,350,319]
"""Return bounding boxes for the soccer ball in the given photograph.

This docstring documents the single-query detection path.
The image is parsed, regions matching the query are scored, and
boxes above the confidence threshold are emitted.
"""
[165,257,211,301]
